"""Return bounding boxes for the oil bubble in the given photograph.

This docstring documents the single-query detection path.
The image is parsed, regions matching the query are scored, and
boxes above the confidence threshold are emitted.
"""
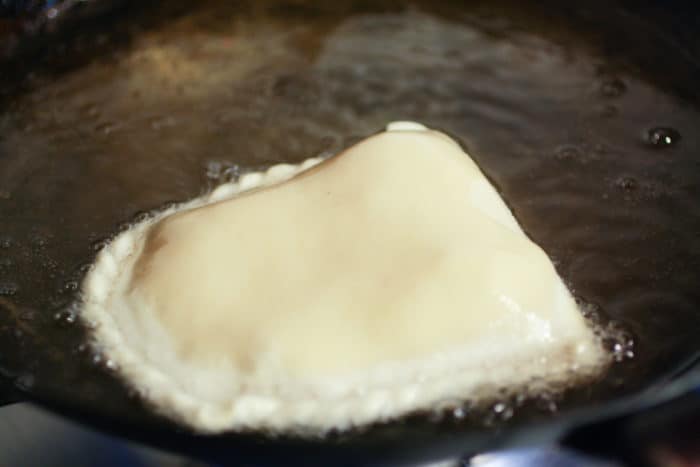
[132,211,151,223]
[92,238,110,252]
[609,335,635,362]
[452,406,467,420]
[646,127,681,148]
[205,161,242,183]
[30,235,48,247]
[43,259,58,272]
[117,222,132,232]
[615,176,638,191]
[0,282,18,296]
[205,161,223,180]
[91,352,104,366]
[535,391,559,413]
[223,165,242,181]
[598,319,636,363]
[578,301,602,323]
[54,308,77,326]
[492,401,514,421]
[159,201,178,211]
[514,393,527,406]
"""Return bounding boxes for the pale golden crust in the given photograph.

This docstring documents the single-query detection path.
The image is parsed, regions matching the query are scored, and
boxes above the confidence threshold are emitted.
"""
[81,123,606,433]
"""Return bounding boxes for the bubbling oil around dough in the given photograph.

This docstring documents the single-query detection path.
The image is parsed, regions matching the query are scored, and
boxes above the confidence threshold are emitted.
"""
[81,122,608,433]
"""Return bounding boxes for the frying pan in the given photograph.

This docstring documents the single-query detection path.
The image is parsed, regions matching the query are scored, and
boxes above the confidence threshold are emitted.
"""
[0,0,699,465]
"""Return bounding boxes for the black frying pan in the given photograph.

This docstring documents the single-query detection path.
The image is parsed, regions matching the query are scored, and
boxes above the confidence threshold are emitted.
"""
[0,1,699,465]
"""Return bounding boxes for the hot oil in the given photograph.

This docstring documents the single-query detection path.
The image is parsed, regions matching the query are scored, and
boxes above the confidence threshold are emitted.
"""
[0,0,698,441]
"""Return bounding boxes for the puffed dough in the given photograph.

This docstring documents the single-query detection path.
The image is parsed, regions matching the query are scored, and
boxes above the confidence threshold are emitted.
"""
[81,122,605,433]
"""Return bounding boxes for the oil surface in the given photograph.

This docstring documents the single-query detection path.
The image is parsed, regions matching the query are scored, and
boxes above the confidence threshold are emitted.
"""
[0,0,699,460]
